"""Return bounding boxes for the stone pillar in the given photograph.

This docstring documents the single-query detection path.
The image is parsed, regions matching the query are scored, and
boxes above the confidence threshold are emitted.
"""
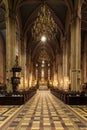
[6,9,16,93]
[55,51,59,86]
[62,37,69,90]
[82,35,87,83]
[29,61,33,87]
[28,54,31,88]
[20,36,26,90]
[71,5,81,91]
[49,63,52,83]
[52,61,55,86]
[36,66,38,81]
[53,60,57,87]
[48,64,51,81]
[25,49,30,89]
[18,35,21,66]
[31,62,34,86]
[57,52,63,89]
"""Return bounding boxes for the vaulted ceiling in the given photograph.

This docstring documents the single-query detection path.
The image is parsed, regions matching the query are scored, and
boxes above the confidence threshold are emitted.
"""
[17,0,68,64]
[0,0,87,64]
[0,0,65,64]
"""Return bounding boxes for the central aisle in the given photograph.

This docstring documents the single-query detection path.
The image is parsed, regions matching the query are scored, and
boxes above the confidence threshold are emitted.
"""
[1,90,87,130]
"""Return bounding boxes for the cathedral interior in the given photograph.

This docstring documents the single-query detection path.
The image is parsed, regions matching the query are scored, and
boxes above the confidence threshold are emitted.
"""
[0,0,87,129]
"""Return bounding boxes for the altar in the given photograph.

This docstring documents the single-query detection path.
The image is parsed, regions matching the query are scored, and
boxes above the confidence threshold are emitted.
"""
[39,85,48,90]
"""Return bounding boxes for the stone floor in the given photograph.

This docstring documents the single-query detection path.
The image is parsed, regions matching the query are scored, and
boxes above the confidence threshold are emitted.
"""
[0,90,87,130]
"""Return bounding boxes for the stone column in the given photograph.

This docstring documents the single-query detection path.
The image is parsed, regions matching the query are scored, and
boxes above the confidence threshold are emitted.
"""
[6,9,16,93]
[25,49,30,89]
[24,38,26,89]
[52,61,55,86]
[29,61,33,87]
[82,35,87,83]
[36,66,38,81]
[53,60,57,87]
[48,64,51,81]
[50,63,52,82]
[57,52,63,89]
[62,37,69,90]
[31,62,34,86]
[18,35,21,66]
[55,51,59,86]
[71,6,81,91]
[20,36,26,90]
[28,54,31,88]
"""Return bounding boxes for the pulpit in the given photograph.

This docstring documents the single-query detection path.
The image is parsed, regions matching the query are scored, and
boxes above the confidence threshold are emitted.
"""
[11,56,22,93]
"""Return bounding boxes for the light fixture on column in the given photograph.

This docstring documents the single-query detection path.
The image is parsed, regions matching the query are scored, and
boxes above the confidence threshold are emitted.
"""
[32,3,57,41]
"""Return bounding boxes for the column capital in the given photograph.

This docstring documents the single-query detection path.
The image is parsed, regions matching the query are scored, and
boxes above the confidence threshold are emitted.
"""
[61,36,66,41]
[60,36,67,49]
[70,8,81,24]
[60,34,67,43]
[5,8,16,20]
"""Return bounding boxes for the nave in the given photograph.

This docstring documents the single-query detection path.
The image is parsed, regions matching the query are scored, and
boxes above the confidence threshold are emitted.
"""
[0,91,87,130]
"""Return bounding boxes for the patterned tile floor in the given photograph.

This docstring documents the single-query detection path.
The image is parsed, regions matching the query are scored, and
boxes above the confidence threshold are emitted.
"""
[67,105,87,122]
[0,90,87,130]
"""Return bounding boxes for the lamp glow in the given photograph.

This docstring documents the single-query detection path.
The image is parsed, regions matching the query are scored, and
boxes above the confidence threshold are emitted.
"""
[41,36,46,42]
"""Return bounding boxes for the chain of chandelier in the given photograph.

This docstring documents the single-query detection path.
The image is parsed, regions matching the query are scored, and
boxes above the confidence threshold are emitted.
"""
[32,4,58,42]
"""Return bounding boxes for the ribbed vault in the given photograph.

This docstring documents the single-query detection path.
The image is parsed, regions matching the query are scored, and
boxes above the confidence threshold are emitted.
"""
[17,0,67,65]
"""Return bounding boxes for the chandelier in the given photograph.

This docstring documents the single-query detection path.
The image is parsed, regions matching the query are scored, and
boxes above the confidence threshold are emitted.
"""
[32,4,57,42]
